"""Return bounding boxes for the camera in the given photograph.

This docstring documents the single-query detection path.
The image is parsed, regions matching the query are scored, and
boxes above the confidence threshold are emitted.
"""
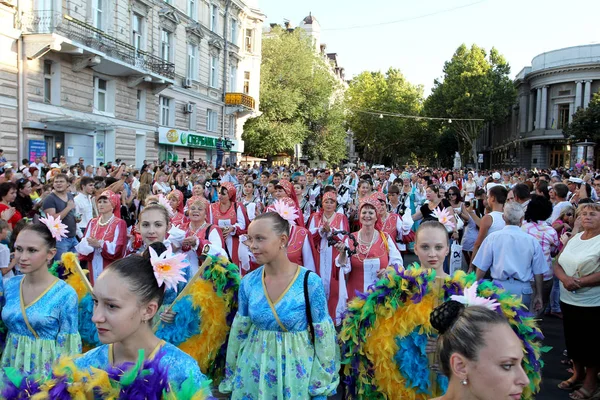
[464,201,470,208]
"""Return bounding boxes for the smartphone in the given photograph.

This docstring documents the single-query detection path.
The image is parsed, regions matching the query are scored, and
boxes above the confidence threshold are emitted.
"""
[464,200,470,208]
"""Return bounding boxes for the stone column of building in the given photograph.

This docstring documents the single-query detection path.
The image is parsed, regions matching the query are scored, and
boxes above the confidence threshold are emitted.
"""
[527,92,535,131]
[519,92,528,133]
[575,80,583,109]
[535,87,542,129]
[540,86,548,129]
[583,80,593,108]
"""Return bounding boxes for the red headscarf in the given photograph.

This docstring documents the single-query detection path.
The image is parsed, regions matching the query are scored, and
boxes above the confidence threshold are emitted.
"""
[276,180,301,210]
[220,182,237,202]
[317,191,338,220]
[370,191,387,214]
[98,190,121,218]
[359,196,383,231]
[168,189,185,213]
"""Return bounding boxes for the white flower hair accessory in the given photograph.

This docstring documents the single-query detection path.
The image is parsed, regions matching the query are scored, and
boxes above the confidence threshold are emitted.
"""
[431,207,456,232]
[271,199,299,225]
[148,245,187,292]
[157,194,175,217]
[450,282,500,311]
[39,214,69,241]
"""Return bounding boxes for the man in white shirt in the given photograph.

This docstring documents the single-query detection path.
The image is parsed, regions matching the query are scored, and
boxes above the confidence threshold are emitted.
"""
[549,183,571,223]
[74,176,96,238]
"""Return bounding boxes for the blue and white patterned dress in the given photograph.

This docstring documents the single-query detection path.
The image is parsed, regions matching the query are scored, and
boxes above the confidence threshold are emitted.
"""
[219,266,340,399]
[74,341,210,393]
[0,276,82,375]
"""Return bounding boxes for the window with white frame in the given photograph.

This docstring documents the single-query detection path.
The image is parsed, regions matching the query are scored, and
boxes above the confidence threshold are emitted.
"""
[43,61,52,104]
[210,4,218,32]
[245,29,253,53]
[94,77,108,112]
[243,71,250,94]
[207,109,217,131]
[209,55,219,88]
[229,65,237,91]
[92,0,103,30]
[228,115,235,136]
[160,29,172,62]
[132,13,144,52]
[230,18,237,44]
[159,96,172,126]
[136,89,146,120]
[187,43,198,80]
[188,0,196,20]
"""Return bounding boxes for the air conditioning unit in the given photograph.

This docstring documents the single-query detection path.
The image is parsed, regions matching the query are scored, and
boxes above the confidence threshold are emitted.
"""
[184,103,194,113]
[182,78,193,88]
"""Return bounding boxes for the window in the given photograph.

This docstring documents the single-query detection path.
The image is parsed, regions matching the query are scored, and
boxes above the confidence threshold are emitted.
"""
[94,77,107,112]
[159,96,171,126]
[245,29,253,53]
[43,61,52,103]
[243,71,250,94]
[229,65,237,91]
[230,18,237,44]
[187,44,198,80]
[161,30,172,62]
[136,89,146,120]
[207,109,217,131]
[558,104,570,129]
[92,0,103,30]
[132,13,144,52]
[209,55,219,88]
[210,4,218,32]
[228,115,235,136]
[188,0,196,19]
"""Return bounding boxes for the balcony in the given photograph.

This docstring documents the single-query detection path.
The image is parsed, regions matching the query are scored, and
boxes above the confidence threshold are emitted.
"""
[225,92,255,110]
[19,10,175,85]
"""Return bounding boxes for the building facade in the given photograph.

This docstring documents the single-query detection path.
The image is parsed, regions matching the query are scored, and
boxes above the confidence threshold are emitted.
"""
[0,0,263,167]
[477,44,600,170]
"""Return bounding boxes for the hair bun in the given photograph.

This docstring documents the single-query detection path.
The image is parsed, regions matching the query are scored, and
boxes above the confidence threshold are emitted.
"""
[430,300,465,334]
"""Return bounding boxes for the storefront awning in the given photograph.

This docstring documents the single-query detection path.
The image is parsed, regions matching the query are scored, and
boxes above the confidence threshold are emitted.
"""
[40,116,116,131]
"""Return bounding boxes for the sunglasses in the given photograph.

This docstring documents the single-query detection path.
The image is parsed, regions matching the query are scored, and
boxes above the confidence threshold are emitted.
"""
[565,213,573,216]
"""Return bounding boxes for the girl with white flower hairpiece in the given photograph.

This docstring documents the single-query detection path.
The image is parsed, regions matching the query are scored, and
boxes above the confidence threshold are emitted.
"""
[0,216,82,376]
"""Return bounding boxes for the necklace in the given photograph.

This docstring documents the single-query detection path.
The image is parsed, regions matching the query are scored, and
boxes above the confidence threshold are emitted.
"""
[322,212,335,226]
[357,230,376,254]
[188,222,207,236]
[98,214,114,226]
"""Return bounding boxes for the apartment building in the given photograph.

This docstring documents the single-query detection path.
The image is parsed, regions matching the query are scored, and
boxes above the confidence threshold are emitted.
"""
[0,0,263,167]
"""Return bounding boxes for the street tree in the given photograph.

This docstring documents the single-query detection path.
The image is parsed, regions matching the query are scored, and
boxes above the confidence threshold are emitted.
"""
[242,26,347,164]
[424,44,516,166]
[564,92,600,142]
[346,68,430,165]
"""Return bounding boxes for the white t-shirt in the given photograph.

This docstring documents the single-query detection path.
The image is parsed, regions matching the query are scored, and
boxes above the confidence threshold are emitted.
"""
[558,232,600,307]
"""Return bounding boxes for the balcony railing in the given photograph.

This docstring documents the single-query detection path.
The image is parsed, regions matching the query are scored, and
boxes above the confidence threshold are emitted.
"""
[225,92,255,110]
[19,10,175,79]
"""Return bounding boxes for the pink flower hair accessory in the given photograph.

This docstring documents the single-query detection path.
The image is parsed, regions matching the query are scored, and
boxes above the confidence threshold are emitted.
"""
[450,282,500,311]
[148,245,187,292]
[269,199,299,225]
[157,194,175,217]
[39,214,69,241]
[431,207,456,232]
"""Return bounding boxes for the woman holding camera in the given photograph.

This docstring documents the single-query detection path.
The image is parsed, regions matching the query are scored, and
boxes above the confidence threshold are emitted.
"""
[308,191,350,325]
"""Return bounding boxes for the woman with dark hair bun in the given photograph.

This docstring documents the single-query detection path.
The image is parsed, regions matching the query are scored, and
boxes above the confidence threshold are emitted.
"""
[0,218,82,376]
[74,241,212,394]
[429,300,530,400]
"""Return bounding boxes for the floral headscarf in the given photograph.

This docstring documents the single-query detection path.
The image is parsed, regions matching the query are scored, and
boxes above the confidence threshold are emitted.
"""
[98,190,121,218]
[220,182,237,202]
[359,196,383,231]
[167,189,185,213]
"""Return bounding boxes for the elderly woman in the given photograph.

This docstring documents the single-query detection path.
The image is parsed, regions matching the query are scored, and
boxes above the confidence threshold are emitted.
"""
[554,203,600,399]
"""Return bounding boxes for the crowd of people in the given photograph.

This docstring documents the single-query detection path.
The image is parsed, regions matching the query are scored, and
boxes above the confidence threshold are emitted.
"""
[0,149,598,399]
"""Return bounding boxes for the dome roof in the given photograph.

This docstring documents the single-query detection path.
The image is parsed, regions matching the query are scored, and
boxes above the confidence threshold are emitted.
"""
[302,12,317,25]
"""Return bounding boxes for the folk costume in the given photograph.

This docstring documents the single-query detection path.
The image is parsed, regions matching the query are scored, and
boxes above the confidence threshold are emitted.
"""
[168,189,188,227]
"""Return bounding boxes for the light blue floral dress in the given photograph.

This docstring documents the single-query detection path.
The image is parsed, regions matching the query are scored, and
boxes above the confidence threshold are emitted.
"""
[219,266,340,399]
[0,276,82,375]
[74,341,210,393]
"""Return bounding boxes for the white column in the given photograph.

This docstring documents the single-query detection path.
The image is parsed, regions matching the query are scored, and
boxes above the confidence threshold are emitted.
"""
[575,80,583,109]
[527,92,535,131]
[535,87,542,129]
[540,86,548,129]
[569,103,575,124]
[583,80,592,108]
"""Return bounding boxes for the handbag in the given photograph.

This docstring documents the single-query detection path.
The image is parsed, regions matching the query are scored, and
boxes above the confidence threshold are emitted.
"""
[450,242,463,275]
[400,230,415,244]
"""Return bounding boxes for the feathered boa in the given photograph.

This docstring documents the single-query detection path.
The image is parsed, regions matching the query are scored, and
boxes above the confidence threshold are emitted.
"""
[1,349,215,399]
[339,263,548,400]
[155,254,241,384]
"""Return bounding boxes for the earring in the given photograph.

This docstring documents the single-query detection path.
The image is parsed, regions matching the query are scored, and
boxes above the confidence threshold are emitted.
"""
[141,319,147,324]
[461,378,468,386]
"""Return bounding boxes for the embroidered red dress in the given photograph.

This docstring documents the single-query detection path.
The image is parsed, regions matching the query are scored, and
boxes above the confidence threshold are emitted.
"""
[76,216,128,285]
[180,222,224,276]
[286,225,319,274]
[208,201,248,267]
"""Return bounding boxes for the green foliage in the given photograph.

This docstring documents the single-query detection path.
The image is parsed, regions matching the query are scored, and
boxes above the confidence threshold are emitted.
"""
[563,92,600,142]
[346,68,430,165]
[424,44,517,166]
[242,26,347,164]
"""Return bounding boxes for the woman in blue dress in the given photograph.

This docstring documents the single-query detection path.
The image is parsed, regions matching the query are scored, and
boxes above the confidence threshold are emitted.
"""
[219,211,340,399]
[74,241,211,393]
[1,221,82,375]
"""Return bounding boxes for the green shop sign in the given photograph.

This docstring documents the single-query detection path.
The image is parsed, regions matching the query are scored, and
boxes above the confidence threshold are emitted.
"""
[158,128,234,150]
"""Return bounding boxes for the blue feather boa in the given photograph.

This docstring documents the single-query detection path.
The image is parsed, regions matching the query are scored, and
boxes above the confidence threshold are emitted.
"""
[155,296,201,346]
[79,293,101,348]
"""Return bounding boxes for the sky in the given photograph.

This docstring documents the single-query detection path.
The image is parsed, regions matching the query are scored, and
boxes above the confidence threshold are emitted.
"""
[257,0,600,95]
